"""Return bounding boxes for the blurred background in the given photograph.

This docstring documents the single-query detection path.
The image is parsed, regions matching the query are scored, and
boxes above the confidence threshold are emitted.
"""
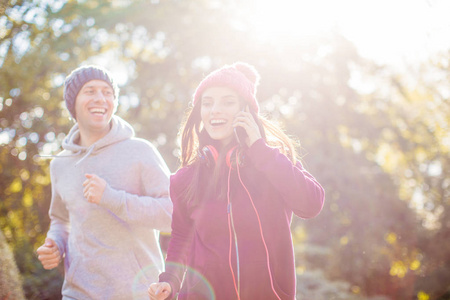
[1,0,449,299]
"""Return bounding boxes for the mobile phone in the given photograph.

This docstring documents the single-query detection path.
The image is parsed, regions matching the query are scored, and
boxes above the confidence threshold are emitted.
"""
[234,126,247,146]
[235,106,249,146]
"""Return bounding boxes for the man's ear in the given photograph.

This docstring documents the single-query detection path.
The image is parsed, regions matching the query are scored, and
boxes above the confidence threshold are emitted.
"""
[113,99,119,114]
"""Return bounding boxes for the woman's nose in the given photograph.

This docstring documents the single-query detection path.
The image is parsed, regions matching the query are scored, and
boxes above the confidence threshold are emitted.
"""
[211,102,221,113]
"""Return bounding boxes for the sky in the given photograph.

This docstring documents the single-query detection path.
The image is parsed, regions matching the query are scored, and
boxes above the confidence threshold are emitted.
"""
[249,0,450,67]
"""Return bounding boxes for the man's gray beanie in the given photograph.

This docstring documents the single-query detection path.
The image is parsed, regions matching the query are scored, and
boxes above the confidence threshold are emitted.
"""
[63,65,119,120]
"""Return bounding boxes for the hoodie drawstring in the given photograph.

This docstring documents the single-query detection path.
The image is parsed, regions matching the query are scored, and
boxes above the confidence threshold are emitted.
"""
[38,144,95,166]
[74,144,95,166]
[39,150,82,160]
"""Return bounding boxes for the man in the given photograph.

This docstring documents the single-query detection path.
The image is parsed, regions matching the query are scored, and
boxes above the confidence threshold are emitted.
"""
[36,65,173,299]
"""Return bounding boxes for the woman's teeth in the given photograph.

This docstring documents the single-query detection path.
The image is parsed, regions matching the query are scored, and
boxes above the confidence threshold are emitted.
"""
[211,119,226,126]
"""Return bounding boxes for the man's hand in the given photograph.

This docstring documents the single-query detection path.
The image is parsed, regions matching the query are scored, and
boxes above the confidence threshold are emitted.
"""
[83,174,107,204]
[148,282,172,300]
[36,238,61,270]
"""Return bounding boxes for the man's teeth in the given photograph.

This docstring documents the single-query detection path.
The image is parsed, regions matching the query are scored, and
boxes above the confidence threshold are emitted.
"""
[90,108,106,114]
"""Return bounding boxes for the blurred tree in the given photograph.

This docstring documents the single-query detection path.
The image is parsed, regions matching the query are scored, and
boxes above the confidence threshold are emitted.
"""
[343,57,450,299]
[0,0,125,298]
[0,228,25,300]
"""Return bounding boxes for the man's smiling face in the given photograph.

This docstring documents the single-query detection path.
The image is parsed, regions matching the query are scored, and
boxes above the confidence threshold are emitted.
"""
[74,79,116,133]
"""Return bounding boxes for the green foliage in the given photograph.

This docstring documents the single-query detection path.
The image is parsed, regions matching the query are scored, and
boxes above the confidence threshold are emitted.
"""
[348,59,450,300]
[1,0,449,299]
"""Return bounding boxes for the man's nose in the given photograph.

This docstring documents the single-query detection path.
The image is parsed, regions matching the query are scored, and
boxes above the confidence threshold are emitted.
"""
[94,90,106,102]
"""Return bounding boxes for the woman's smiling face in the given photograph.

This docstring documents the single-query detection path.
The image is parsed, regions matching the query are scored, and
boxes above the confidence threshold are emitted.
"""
[200,86,241,146]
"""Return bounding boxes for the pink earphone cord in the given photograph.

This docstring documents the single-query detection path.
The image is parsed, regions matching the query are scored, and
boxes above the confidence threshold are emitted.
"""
[226,150,282,300]
[227,165,241,299]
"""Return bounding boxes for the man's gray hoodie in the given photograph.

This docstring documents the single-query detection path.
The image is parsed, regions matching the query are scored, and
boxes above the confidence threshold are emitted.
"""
[46,115,172,299]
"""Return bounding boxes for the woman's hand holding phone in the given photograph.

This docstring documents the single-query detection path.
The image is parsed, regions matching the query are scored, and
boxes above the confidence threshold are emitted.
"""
[233,106,261,147]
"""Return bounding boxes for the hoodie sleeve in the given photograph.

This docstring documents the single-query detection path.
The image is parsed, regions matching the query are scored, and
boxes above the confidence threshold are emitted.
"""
[246,138,325,219]
[46,160,70,256]
[159,168,194,297]
[98,143,173,232]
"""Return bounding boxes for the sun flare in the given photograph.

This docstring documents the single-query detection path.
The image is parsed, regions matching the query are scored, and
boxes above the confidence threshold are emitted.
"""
[248,0,340,41]
[245,0,450,65]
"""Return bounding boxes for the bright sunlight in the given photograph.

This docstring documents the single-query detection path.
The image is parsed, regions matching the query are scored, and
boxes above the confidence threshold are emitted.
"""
[249,0,338,39]
[246,0,450,66]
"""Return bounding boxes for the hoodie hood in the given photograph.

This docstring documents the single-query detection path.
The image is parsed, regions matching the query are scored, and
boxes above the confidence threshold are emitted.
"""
[61,115,134,165]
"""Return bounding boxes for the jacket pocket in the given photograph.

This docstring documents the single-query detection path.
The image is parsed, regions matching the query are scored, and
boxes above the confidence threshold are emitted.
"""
[65,256,80,284]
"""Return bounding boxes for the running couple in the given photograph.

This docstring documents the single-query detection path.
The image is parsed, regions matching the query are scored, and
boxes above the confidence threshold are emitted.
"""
[38,63,324,300]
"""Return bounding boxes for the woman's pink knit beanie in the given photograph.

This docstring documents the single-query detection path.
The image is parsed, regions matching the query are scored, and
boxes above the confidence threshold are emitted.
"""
[193,62,260,113]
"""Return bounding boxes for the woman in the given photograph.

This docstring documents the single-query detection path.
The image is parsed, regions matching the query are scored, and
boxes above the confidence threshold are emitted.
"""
[149,62,325,300]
